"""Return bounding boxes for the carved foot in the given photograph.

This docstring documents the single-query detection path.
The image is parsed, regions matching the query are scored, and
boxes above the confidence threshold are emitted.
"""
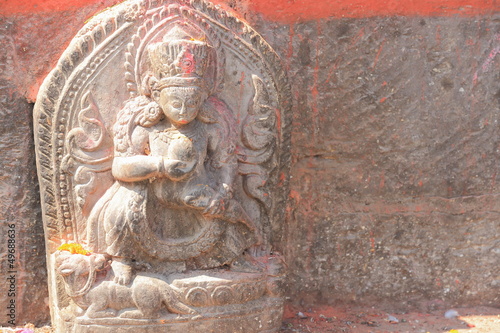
[111,258,134,285]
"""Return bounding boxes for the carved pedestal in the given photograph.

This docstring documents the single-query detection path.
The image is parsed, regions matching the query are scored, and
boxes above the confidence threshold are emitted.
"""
[71,257,285,333]
[34,1,291,332]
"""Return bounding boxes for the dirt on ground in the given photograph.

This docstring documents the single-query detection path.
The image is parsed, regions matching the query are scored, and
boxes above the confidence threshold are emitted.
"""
[280,305,500,333]
[1,305,499,333]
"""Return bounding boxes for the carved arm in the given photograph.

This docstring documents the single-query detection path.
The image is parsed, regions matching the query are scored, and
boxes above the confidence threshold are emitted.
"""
[112,156,163,182]
[112,156,193,182]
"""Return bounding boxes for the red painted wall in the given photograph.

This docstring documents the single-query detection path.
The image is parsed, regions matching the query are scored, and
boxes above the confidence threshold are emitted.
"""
[1,0,498,101]
[2,0,499,21]
[249,0,500,22]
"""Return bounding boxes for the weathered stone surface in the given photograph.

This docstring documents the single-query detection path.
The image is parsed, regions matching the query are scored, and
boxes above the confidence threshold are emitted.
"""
[254,16,500,309]
[0,25,48,327]
[0,92,48,326]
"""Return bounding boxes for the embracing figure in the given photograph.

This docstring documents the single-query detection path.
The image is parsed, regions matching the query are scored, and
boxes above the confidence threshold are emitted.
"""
[86,24,258,284]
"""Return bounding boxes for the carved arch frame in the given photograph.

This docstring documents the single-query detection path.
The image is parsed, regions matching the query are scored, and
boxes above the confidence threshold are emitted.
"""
[34,1,292,328]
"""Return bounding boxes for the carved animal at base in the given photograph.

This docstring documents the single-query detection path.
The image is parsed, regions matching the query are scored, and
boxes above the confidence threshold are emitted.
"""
[56,251,196,319]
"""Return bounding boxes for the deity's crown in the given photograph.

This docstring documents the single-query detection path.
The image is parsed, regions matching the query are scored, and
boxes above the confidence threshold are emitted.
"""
[148,24,214,90]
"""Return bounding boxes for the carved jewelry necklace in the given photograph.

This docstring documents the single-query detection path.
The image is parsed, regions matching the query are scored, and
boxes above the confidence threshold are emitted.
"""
[153,119,203,144]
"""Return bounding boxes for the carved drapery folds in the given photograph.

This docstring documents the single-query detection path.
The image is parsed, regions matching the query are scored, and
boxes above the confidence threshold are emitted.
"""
[34,1,291,332]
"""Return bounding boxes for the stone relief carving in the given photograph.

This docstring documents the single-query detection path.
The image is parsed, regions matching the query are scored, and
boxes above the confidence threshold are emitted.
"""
[34,1,291,332]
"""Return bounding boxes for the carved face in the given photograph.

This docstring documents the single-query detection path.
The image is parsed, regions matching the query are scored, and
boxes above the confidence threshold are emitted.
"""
[155,86,206,126]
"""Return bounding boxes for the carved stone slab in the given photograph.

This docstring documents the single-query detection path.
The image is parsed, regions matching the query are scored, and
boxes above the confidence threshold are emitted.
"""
[34,0,291,332]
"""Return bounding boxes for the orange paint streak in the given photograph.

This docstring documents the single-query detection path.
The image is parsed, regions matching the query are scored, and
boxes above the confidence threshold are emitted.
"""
[1,0,498,21]
[372,40,386,69]
[289,189,301,201]
[0,0,121,15]
[248,0,500,23]
[350,27,366,47]
[309,21,322,144]
[379,172,385,189]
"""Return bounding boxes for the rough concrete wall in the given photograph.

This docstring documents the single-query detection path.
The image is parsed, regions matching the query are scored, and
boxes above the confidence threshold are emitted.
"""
[0,21,46,327]
[0,87,46,325]
[257,16,500,310]
[0,0,499,326]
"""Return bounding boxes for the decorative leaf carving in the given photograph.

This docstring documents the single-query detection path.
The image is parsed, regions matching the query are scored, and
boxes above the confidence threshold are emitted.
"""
[239,75,278,211]
[61,92,112,211]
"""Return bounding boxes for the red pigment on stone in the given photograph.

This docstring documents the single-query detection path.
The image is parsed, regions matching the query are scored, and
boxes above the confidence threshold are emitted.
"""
[247,0,500,22]
[2,0,499,21]
[0,0,121,15]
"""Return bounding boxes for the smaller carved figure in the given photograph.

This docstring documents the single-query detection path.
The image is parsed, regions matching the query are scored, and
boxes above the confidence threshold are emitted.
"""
[56,251,196,319]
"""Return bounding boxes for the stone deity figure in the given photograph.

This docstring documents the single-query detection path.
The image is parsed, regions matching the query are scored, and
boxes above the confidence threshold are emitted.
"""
[86,24,258,284]
[35,2,290,330]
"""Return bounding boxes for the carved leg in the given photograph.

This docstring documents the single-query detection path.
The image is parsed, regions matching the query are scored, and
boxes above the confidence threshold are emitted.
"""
[128,283,162,319]
[111,257,134,285]
[182,186,212,209]
[86,301,117,319]
[183,186,263,243]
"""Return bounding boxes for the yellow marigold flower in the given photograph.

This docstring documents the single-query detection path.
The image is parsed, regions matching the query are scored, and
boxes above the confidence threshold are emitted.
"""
[58,243,91,255]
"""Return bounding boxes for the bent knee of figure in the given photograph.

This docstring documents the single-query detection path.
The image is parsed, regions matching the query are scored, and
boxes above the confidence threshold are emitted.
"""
[182,185,214,209]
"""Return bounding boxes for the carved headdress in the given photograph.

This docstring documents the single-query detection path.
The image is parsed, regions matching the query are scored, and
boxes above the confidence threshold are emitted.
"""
[147,24,215,91]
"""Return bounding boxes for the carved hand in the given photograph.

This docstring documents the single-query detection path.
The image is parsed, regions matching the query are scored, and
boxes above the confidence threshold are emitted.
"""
[161,158,195,181]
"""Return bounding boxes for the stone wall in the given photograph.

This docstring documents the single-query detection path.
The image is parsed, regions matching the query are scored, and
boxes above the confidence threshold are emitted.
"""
[1,0,499,326]
[262,16,500,309]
